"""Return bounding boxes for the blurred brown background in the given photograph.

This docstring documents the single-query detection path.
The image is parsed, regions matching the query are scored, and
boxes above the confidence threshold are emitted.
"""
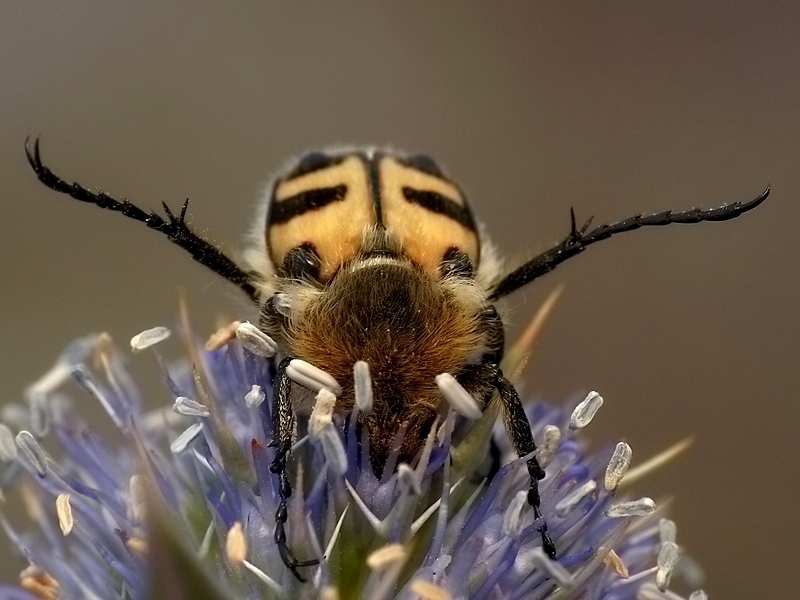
[0,2,797,597]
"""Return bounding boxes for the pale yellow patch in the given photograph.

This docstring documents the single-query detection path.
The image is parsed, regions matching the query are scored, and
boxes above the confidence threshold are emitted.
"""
[379,157,479,276]
[270,156,377,281]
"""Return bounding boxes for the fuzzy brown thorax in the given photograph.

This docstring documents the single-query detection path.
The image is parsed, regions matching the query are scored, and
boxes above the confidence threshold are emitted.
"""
[272,253,488,473]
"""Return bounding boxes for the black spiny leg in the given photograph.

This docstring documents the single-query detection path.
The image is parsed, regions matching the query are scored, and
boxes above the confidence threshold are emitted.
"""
[495,370,557,559]
[490,187,770,300]
[269,357,319,581]
[25,137,259,303]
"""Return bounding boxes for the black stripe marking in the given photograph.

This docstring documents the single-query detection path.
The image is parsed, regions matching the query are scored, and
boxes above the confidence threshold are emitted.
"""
[284,153,345,180]
[269,185,347,225]
[401,187,476,231]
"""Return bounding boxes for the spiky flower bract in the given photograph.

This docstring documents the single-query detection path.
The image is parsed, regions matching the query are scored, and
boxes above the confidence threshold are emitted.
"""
[0,323,705,600]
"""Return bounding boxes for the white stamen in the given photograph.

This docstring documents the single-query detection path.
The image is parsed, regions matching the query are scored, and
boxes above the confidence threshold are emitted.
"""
[501,490,528,537]
[569,391,603,429]
[0,423,17,462]
[656,541,679,591]
[226,522,247,564]
[555,479,597,517]
[244,385,265,408]
[173,396,210,418]
[538,425,561,468]
[604,441,632,493]
[607,497,656,518]
[273,292,292,318]
[242,560,282,594]
[353,361,373,413]
[318,425,348,475]
[528,547,575,588]
[287,359,342,395]
[235,322,278,358]
[16,430,47,476]
[56,493,74,535]
[604,549,629,579]
[435,373,482,419]
[397,463,421,496]
[689,591,708,600]
[310,388,337,439]
[410,579,453,600]
[170,422,204,454]
[659,518,677,545]
[129,475,147,523]
[366,544,407,571]
[130,326,171,352]
[324,504,349,560]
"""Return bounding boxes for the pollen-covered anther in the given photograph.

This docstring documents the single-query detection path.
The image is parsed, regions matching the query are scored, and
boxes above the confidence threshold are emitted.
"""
[366,543,407,571]
[130,326,171,352]
[604,441,632,494]
[435,373,482,419]
[0,423,17,462]
[659,518,677,545]
[20,565,59,600]
[205,320,242,351]
[502,490,528,537]
[555,479,597,518]
[538,425,561,468]
[173,396,211,418]
[126,537,149,557]
[56,493,73,536]
[15,430,48,476]
[287,359,343,395]
[226,521,247,565]
[128,475,147,523]
[310,388,337,438]
[169,422,204,454]
[656,541,679,591]
[689,591,708,600]
[569,391,603,429]
[607,497,657,518]
[244,384,265,408]
[235,322,279,357]
[603,549,629,579]
[353,360,373,413]
[410,579,453,600]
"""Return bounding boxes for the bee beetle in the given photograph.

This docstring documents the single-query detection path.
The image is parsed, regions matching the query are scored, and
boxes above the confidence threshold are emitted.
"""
[25,139,769,579]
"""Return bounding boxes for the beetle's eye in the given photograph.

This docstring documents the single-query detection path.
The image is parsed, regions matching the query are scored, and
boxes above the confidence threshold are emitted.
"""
[282,243,321,281]
[440,247,474,278]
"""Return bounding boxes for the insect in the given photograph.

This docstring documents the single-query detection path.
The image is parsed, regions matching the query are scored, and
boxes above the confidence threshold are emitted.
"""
[25,138,769,579]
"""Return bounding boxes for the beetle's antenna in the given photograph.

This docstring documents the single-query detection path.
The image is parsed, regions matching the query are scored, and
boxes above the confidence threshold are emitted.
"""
[490,187,770,300]
[25,136,260,303]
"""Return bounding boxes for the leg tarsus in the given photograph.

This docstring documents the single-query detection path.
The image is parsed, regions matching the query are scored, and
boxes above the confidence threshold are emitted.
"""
[494,369,557,559]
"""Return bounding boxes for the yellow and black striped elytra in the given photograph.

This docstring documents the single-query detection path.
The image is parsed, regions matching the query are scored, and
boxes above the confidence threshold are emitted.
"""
[24,137,769,580]
[266,151,479,283]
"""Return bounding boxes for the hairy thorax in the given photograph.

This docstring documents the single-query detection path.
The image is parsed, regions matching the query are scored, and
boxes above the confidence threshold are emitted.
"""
[274,258,488,473]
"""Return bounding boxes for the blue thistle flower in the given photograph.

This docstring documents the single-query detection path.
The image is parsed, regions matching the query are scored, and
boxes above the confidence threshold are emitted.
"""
[0,324,706,600]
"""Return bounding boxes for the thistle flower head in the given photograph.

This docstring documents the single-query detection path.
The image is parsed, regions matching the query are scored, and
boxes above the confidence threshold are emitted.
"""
[0,325,705,600]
